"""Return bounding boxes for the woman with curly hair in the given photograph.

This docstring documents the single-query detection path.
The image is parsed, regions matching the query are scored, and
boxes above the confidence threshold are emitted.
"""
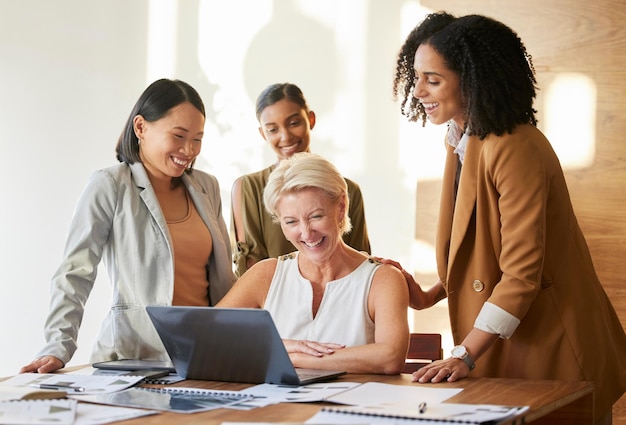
[389,11,625,423]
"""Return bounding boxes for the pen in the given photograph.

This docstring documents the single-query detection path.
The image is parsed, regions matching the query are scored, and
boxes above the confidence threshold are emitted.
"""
[418,401,427,414]
[30,383,86,393]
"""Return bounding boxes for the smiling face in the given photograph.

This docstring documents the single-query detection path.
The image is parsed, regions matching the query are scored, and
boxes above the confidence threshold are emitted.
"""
[257,99,315,161]
[134,102,204,183]
[413,43,465,128]
[276,187,344,262]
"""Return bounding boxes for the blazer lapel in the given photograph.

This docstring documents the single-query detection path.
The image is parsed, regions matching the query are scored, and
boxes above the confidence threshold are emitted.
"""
[443,137,480,277]
[437,137,482,280]
[436,145,459,278]
[130,163,173,249]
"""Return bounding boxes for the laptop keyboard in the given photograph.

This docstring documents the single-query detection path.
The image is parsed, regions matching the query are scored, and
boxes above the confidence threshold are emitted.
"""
[297,371,321,379]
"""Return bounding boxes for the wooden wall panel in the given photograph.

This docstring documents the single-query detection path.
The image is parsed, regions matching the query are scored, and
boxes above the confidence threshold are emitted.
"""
[413,0,626,422]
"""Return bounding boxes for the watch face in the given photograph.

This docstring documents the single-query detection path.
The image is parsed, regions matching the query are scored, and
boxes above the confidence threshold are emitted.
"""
[452,345,467,357]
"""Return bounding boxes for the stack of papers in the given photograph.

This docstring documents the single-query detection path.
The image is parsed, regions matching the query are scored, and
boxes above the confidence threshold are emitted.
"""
[1,372,145,395]
[0,373,156,425]
[239,382,527,424]
[240,381,462,406]
[0,398,77,425]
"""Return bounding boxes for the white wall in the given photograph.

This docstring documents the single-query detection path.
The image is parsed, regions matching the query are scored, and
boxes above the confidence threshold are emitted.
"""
[0,0,448,377]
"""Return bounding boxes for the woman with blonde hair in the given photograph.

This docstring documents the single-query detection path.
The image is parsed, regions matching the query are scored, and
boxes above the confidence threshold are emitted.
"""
[220,152,408,374]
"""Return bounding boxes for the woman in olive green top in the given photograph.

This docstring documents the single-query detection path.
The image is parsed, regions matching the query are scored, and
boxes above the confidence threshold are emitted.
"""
[231,83,371,276]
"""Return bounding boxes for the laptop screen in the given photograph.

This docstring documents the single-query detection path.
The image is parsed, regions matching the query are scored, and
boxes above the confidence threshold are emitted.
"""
[146,306,344,385]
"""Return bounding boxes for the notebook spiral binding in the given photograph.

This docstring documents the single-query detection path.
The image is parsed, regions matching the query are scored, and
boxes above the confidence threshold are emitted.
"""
[137,387,249,398]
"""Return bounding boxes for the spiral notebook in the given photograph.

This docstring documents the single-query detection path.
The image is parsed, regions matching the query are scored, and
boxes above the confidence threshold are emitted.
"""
[74,386,254,414]
[308,403,529,425]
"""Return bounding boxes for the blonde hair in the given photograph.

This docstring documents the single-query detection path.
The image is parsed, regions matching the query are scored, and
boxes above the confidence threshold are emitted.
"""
[263,152,352,234]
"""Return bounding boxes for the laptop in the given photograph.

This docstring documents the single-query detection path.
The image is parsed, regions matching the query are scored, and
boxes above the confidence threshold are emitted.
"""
[145,306,346,385]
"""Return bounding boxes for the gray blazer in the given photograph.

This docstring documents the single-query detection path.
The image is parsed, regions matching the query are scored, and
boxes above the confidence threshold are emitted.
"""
[37,162,236,364]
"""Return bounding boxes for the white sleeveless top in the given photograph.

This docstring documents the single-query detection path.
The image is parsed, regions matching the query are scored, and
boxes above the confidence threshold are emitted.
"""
[263,252,378,346]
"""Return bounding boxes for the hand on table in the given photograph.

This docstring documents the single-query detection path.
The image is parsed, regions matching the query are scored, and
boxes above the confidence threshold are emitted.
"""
[412,357,471,383]
[19,355,64,374]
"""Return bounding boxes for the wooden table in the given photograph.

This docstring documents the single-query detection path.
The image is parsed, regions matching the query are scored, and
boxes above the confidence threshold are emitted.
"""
[100,373,593,424]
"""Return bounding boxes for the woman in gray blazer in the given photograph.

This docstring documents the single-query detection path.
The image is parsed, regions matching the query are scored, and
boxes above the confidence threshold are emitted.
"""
[21,79,236,374]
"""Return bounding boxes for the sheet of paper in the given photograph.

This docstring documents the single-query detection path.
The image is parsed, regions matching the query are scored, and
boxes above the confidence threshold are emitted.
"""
[222,423,309,425]
[324,382,463,408]
[0,373,144,395]
[0,386,66,402]
[241,382,362,403]
[0,398,77,425]
[74,402,158,425]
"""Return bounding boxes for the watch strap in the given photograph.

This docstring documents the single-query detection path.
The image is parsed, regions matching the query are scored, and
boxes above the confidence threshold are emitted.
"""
[460,353,475,370]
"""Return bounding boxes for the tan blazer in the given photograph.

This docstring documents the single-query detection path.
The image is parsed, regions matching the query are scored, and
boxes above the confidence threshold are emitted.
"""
[436,124,626,417]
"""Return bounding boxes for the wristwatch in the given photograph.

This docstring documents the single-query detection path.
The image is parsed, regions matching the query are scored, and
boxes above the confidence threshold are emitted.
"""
[451,345,475,371]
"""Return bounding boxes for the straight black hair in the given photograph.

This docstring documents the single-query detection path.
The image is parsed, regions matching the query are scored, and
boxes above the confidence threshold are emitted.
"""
[116,78,205,169]
[255,82,309,121]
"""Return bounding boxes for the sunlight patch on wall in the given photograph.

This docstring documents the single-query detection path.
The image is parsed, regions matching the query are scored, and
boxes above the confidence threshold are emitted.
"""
[399,120,448,187]
[400,1,431,36]
[397,115,446,282]
[198,0,271,94]
[544,72,596,169]
[299,0,368,175]
[194,0,370,202]
[146,0,178,82]
[196,0,272,192]
[396,2,442,293]
[411,239,438,275]
[397,2,444,188]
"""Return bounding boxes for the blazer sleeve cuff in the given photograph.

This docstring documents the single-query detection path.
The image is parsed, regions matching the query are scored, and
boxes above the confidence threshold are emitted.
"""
[474,302,520,339]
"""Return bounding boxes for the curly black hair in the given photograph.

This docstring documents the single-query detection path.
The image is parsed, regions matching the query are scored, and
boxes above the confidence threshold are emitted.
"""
[392,11,538,139]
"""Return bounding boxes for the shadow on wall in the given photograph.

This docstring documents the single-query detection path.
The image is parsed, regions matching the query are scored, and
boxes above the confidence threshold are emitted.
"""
[242,0,337,113]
